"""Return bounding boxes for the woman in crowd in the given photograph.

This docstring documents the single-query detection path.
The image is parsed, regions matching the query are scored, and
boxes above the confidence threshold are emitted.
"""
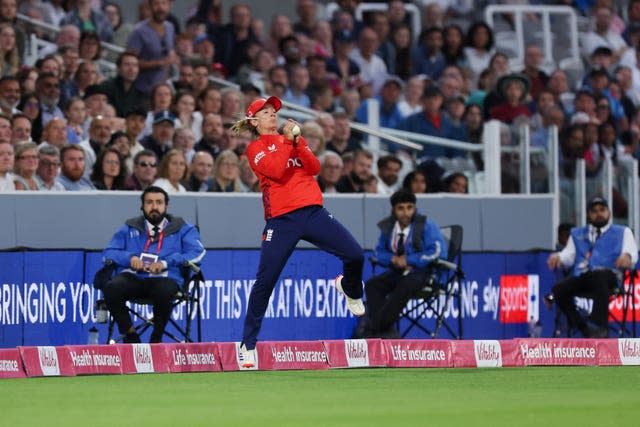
[442,24,467,68]
[13,142,42,191]
[18,93,40,124]
[464,21,495,89]
[390,23,412,80]
[301,121,326,156]
[172,127,197,164]
[152,149,188,193]
[443,172,469,194]
[211,149,243,192]
[144,83,175,137]
[107,130,134,172]
[238,156,260,192]
[402,170,429,194]
[78,30,102,62]
[0,23,19,77]
[74,61,100,98]
[173,91,202,142]
[90,147,127,190]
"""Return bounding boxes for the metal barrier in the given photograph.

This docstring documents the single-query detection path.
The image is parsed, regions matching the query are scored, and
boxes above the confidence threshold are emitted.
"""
[485,5,580,69]
[16,13,125,70]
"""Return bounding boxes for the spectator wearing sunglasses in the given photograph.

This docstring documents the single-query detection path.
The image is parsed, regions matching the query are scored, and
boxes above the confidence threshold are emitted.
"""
[124,149,158,191]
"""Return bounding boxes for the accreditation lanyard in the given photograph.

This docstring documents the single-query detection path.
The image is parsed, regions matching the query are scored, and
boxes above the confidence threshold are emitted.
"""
[143,229,165,254]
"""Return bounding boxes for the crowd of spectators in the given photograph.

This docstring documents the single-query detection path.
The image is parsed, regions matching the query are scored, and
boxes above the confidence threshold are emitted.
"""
[0,0,639,213]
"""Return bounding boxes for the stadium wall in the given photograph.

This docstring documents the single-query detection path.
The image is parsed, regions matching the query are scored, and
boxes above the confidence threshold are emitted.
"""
[0,193,555,251]
[2,247,637,348]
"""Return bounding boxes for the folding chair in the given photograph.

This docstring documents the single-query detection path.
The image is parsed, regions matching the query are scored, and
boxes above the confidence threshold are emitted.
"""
[547,269,638,338]
[397,225,464,339]
[94,261,204,343]
[608,269,638,338]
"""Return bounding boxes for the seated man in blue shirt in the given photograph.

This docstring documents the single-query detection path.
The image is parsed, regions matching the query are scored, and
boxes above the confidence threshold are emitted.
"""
[365,189,448,337]
[102,186,206,343]
[547,197,638,338]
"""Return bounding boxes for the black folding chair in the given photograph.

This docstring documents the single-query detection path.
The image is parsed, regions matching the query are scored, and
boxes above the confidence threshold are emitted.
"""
[94,261,204,343]
[397,225,464,339]
[547,269,637,338]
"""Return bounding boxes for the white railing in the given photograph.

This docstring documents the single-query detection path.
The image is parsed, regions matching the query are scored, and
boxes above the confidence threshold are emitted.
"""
[485,5,580,69]
[27,34,116,75]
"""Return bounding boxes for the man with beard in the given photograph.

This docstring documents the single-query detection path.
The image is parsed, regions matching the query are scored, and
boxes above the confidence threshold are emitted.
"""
[56,144,95,190]
[101,186,205,343]
[363,190,447,338]
[336,149,373,193]
[547,197,638,338]
[127,0,178,95]
[194,112,223,159]
[0,76,20,117]
[32,73,63,143]
[376,155,402,195]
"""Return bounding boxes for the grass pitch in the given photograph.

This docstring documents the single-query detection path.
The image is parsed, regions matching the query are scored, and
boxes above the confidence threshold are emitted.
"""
[2,367,639,427]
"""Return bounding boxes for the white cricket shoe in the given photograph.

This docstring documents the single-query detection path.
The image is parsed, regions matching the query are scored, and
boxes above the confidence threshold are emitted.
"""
[239,343,256,368]
[335,275,365,317]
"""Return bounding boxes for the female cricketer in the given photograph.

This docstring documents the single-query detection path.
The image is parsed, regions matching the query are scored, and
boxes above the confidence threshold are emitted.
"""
[232,96,364,367]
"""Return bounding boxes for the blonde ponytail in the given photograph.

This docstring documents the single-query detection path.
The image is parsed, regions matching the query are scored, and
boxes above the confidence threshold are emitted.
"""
[231,118,256,136]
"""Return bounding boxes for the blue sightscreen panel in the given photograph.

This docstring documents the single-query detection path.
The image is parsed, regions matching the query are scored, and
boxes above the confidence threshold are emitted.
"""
[21,251,87,346]
[0,252,25,348]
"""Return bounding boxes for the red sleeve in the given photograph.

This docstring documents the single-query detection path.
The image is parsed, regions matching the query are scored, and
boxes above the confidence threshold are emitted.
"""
[246,138,294,180]
[295,137,321,176]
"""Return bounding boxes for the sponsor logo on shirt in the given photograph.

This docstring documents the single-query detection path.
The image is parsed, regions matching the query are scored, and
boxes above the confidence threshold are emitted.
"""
[268,144,277,152]
[254,151,266,165]
[287,158,302,168]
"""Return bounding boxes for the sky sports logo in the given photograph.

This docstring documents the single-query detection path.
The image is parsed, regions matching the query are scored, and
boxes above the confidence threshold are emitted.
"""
[499,275,539,324]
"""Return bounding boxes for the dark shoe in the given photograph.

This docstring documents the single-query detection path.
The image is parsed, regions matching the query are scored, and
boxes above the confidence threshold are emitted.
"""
[123,331,141,343]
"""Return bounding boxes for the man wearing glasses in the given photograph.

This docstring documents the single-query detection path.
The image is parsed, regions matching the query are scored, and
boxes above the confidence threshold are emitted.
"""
[125,150,158,191]
[35,145,65,191]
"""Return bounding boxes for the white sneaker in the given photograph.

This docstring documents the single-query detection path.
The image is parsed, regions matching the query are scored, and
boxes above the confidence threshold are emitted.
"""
[335,275,365,317]
[238,344,256,368]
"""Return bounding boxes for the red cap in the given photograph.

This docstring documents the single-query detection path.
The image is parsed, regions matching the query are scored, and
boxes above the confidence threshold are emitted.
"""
[245,96,282,119]
[211,62,228,77]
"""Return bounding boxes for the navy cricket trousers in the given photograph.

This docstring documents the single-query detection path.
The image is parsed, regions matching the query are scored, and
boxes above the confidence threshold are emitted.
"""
[242,205,364,349]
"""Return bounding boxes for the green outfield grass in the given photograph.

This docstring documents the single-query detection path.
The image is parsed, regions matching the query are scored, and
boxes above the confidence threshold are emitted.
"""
[2,367,640,427]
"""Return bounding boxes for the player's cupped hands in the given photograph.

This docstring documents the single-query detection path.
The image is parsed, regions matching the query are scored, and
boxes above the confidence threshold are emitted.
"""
[283,119,302,142]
